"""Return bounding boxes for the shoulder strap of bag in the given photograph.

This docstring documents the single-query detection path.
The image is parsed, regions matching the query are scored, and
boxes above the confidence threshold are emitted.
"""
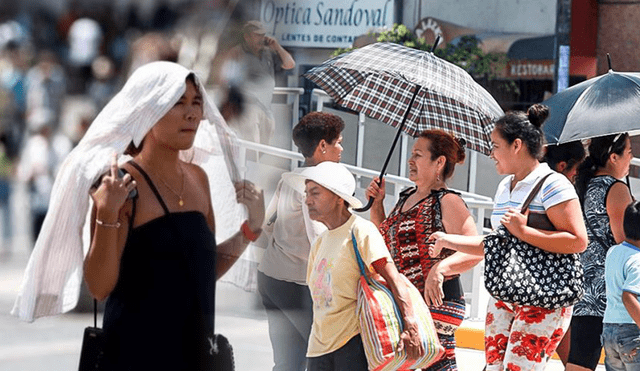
[92,299,98,328]
[351,231,405,330]
[89,167,138,330]
[351,232,368,279]
[520,173,553,212]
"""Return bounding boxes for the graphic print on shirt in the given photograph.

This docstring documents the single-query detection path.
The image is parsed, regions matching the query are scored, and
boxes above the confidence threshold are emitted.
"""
[311,258,333,309]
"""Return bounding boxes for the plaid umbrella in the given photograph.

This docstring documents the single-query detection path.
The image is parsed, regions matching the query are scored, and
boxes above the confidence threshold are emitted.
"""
[304,42,503,155]
[304,42,503,210]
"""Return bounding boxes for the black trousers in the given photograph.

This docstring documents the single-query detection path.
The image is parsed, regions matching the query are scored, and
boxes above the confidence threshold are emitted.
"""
[307,334,368,371]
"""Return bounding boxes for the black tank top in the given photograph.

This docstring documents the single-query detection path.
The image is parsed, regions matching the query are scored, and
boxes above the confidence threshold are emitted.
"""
[102,161,217,371]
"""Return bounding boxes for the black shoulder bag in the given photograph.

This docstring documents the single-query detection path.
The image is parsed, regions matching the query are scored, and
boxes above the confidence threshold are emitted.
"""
[483,173,584,309]
[78,299,105,370]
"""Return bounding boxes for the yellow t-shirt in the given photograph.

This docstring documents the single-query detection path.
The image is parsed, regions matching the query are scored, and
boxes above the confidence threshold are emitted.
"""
[306,214,393,357]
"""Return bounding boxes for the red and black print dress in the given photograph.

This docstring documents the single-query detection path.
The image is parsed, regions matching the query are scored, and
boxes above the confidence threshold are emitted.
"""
[379,187,466,371]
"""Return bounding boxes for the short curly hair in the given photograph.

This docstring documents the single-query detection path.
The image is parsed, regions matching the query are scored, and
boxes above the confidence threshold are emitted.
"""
[292,112,345,158]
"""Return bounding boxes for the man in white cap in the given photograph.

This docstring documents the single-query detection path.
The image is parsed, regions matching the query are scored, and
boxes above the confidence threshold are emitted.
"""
[223,20,295,145]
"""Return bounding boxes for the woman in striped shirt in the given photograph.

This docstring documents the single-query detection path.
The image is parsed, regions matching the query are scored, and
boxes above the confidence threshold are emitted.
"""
[428,104,588,371]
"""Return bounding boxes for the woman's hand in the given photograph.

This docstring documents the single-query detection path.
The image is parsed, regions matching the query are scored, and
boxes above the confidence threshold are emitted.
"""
[427,231,448,258]
[500,208,528,238]
[397,317,425,360]
[90,154,136,218]
[235,180,265,231]
[365,176,385,203]
[424,263,445,307]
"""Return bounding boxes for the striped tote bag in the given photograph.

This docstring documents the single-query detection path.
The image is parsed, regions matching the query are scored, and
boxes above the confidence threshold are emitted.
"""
[351,233,443,371]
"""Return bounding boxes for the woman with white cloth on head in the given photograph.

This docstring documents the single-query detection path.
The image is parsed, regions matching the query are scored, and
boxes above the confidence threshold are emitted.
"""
[12,61,265,370]
[283,162,424,370]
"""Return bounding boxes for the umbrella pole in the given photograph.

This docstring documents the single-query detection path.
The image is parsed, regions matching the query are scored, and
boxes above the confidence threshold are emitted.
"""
[354,85,421,212]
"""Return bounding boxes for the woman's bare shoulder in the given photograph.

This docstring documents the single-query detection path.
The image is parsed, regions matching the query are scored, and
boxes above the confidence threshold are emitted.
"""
[183,162,209,185]
[440,191,468,211]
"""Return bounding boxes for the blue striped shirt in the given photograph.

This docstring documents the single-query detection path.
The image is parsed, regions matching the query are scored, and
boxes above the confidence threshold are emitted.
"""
[491,163,578,229]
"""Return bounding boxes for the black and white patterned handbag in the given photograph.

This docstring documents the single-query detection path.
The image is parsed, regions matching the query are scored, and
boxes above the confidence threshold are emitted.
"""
[483,174,584,309]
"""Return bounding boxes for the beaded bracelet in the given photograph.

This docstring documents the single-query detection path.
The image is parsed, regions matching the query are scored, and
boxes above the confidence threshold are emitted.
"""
[96,219,121,228]
[241,220,260,242]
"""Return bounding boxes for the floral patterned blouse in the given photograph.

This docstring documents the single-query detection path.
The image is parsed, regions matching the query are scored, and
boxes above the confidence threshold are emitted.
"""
[573,175,626,317]
[378,187,462,297]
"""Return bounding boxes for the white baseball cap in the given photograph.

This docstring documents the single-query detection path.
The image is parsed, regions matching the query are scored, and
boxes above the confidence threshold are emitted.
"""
[282,162,363,209]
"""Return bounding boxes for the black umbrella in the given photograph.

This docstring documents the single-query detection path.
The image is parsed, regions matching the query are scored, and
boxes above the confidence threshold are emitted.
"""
[304,41,503,211]
[543,55,640,144]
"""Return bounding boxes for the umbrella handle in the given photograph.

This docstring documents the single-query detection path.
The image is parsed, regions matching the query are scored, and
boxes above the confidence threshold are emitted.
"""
[356,195,376,213]
[354,160,388,212]
[353,85,421,213]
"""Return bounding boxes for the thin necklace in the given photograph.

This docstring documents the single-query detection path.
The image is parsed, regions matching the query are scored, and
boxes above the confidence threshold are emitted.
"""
[151,164,185,207]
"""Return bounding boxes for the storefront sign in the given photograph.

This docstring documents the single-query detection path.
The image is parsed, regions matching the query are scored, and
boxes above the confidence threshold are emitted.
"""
[507,60,555,80]
[260,0,394,48]
[414,18,445,45]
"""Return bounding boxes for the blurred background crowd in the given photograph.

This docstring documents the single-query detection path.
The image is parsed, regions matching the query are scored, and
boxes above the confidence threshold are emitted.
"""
[0,0,267,256]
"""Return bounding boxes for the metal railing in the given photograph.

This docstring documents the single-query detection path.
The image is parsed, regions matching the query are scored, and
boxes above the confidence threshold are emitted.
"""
[273,87,304,129]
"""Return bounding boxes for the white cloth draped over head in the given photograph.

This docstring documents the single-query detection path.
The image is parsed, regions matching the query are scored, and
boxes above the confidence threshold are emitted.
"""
[12,61,243,322]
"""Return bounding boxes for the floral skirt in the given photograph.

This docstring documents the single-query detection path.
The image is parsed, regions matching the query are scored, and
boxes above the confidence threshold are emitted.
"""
[484,297,572,371]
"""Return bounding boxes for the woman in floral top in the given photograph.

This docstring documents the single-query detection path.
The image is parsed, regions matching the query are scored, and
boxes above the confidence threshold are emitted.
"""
[565,133,634,371]
[366,129,481,371]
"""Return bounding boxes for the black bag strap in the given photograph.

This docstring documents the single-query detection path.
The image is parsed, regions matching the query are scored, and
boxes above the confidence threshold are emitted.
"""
[520,173,553,212]
[129,161,170,215]
[93,299,98,328]
[90,167,138,330]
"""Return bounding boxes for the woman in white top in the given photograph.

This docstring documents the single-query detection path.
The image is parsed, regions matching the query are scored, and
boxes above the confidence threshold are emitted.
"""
[258,112,343,371]
[429,104,588,371]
